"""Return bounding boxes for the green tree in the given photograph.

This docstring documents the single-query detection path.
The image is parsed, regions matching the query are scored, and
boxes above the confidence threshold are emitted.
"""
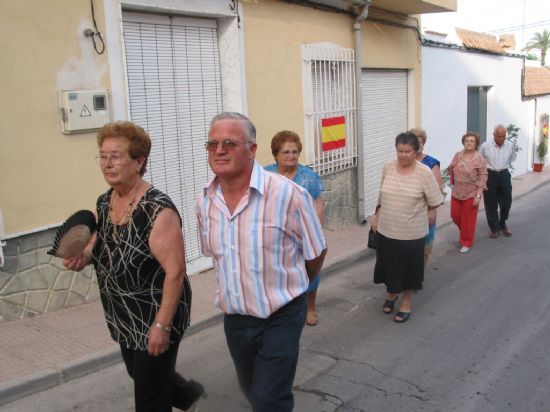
[506,124,522,173]
[524,29,550,66]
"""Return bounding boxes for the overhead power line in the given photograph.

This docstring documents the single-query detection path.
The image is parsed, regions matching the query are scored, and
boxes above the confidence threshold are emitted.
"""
[485,19,550,34]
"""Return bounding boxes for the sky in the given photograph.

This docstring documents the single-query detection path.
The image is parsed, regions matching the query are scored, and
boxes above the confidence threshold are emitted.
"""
[421,0,550,51]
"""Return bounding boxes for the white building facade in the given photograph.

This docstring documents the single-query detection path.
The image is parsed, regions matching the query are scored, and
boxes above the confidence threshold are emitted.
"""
[421,44,532,175]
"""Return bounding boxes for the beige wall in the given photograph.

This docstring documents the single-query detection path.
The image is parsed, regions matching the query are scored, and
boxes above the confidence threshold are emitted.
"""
[0,0,110,235]
[242,1,422,165]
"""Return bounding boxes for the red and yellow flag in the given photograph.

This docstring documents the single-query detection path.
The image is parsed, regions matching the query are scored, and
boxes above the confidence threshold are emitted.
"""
[321,116,346,151]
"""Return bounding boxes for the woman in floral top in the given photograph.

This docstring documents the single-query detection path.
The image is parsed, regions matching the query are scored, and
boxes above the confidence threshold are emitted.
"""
[447,132,488,253]
[265,130,324,326]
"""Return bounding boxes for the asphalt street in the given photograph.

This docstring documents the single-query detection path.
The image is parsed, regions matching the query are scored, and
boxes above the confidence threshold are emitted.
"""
[4,181,550,412]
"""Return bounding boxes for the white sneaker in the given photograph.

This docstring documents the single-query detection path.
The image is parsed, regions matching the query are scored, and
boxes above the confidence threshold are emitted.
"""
[459,246,470,253]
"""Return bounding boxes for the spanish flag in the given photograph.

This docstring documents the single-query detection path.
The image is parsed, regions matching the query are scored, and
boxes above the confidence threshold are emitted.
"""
[321,116,346,151]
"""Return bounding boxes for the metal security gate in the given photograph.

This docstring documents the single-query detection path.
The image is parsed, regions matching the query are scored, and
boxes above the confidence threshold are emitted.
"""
[122,12,222,270]
[302,44,357,175]
[362,69,408,217]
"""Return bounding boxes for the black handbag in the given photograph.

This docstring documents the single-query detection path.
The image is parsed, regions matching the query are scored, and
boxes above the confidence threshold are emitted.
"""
[367,228,378,250]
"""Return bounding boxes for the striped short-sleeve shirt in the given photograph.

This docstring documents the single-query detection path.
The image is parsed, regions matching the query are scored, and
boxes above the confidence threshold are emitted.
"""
[378,160,443,240]
[196,160,326,318]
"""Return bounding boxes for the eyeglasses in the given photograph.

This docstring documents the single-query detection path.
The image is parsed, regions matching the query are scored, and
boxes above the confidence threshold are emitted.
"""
[279,150,300,157]
[95,153,126,165]
[204,139,244,152]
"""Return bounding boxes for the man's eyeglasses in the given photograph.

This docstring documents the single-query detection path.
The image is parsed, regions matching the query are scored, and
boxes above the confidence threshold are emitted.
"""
[95,154,125,165]
[204,139,244,152]
[280,150,300,157]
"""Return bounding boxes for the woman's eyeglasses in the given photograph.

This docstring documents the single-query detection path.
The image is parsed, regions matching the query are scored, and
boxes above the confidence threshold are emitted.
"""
[95,154,126,165]
[204,139,243,152]
[280,150,300,157]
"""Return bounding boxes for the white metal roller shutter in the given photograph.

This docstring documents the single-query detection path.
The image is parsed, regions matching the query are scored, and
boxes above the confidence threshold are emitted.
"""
[362,70,408,218]
[122,12,222,265]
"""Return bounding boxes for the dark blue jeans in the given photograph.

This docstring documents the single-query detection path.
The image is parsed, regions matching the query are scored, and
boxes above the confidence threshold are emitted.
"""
[224,293,307,412]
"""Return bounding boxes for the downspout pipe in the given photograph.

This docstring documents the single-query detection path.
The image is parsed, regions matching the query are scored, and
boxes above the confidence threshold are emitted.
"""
[354,1,371,223]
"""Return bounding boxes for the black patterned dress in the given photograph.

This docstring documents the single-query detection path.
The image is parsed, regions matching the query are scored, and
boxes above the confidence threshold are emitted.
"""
[92,187,191,350]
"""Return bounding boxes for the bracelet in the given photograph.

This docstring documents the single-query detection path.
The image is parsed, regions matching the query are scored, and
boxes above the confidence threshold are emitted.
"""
[153,321,172,333]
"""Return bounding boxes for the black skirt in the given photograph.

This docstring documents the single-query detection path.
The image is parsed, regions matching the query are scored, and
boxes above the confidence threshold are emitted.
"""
[373,232,425,293]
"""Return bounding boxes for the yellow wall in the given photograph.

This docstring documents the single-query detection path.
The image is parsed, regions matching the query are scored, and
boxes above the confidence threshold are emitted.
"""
[362,10,422,125]
[242,1,354,165]
[0,0,110,235]
[242,0,422,165]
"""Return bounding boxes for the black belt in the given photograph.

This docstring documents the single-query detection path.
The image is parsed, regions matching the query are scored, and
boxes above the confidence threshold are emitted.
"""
[488,169,508,173]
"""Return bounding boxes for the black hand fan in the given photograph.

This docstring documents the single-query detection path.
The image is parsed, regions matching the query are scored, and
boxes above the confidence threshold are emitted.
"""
[47,210,97,258]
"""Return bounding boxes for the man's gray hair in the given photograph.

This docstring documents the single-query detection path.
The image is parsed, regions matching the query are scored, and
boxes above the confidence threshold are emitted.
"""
[494,124,506,133]
[210,112,257,143]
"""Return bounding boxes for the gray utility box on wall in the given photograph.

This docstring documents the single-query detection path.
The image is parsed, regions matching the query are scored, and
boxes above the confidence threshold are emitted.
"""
[59,89,111,134]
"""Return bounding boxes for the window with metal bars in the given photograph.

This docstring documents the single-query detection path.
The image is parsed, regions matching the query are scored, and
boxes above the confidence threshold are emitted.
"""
[302,43,357,176]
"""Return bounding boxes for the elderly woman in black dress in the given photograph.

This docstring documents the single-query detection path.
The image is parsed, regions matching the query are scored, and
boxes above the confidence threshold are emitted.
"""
[63,121,203,412]
[371,132,443,323]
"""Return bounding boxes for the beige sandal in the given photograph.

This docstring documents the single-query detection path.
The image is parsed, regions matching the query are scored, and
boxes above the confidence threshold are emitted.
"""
[306,311,318,326]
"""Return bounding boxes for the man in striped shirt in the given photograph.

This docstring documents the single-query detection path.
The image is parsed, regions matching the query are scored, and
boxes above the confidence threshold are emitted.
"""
[480,125,517,238]
[196,112,327,412]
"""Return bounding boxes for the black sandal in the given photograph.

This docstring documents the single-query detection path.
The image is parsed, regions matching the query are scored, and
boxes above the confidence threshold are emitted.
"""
[394,311,411,323]
[382,296,398,314]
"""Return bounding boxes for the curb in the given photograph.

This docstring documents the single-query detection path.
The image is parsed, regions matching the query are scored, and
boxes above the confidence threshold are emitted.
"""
[0,369,60,407]
[1,174,547,406]
[0,348,122,407]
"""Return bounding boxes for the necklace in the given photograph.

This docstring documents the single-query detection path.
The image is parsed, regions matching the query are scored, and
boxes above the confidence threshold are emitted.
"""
[462,151,475,162]
[109,181,141,245]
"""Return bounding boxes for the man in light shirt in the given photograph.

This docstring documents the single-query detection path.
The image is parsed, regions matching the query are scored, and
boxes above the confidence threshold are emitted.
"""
[479,125,517,238]
[196,112,327,412]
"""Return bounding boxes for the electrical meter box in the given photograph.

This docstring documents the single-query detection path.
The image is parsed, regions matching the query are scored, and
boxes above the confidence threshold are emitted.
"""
[59,89,111,134]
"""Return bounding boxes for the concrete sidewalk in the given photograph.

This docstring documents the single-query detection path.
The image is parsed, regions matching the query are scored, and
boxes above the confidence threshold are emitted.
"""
[1,168,549,406]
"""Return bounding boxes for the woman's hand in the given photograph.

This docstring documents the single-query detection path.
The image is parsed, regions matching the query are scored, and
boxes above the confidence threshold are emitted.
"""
[428,208,436,225]
[61,227,96,272]
[62,254,91,272]
[371,220,378,233]
[473,196,481,207]
[371,213,380,233]
[147,325,171,357]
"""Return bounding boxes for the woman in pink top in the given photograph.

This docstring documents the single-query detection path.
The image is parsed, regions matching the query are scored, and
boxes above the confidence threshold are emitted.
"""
[447,132,488,253]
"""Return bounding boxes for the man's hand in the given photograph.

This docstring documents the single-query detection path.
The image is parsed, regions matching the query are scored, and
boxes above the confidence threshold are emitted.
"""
[305,248,327,282]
